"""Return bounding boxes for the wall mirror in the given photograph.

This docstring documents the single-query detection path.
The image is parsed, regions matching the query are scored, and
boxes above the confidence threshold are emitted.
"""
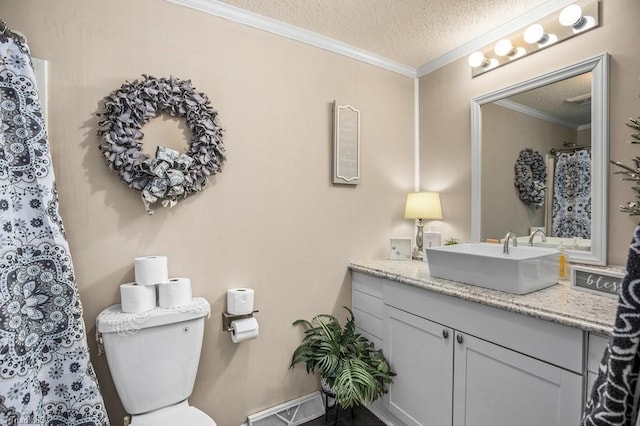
[471,53,609,265]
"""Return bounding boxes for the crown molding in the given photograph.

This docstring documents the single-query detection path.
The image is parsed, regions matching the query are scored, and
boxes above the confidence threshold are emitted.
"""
[166,0,582,79]
[416,0,575,77]
[166,0,417,78]
[494,99,582,130]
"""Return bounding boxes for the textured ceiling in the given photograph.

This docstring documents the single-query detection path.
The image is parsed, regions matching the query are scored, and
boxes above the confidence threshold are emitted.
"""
[218,0,552,67]
[507,72,592,127]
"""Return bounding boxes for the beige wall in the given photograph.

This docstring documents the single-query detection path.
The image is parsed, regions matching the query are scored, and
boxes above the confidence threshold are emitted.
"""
[0,1,415,424]
[481,103,575,240]
[420,0,640,265]
[577,126,592,146]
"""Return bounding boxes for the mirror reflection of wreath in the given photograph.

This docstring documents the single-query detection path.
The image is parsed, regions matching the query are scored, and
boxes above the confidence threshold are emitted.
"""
[97,75,225,214]
[514,148,546,208]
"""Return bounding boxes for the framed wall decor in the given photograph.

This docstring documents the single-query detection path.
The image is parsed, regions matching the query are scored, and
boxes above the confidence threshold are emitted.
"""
[333,101,360,185]
[390,237,412,260]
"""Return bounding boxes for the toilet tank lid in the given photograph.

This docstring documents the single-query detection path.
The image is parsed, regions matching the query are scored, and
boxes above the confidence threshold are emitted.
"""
[97,297,210,334]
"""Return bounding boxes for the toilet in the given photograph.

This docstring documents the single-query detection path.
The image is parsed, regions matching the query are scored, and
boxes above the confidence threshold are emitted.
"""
[96,297,216,426]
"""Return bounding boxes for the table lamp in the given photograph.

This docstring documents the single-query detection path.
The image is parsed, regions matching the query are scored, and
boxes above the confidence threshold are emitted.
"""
[404,192,443,260]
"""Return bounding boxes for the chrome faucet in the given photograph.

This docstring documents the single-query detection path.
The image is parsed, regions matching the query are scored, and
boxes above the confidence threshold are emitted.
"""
[503,232,518,254]
[528,229,547,246]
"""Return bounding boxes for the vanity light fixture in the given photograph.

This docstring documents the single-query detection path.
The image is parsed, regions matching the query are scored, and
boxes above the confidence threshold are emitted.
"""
[468,1,599,77]
[559,4,596,32]
[494,39,525,60]
[523,24,558,46]
[468,51,489,68]
[468,51,498,70]
[494,39,515,57]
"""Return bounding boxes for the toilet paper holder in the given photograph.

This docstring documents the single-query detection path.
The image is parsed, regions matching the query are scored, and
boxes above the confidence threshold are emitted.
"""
[222,310,259,332]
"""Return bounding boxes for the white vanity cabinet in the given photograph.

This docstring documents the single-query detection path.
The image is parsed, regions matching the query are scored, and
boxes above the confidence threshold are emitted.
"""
[384,305,453,425]
[352,271,585,426]
[452,332,582,426]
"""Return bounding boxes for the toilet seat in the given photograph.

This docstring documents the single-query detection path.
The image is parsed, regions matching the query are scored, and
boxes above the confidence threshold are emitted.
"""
[130,400,217,426]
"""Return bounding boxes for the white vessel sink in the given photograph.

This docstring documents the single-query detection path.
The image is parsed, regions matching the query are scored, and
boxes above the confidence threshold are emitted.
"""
[425,243,560,295]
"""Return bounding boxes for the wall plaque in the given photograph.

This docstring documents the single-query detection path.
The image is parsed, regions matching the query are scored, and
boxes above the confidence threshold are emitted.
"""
[571,265,625,299]
[333,101,360,185]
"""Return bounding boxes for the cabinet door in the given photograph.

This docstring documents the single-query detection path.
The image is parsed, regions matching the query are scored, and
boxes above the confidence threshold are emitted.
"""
[384,305,453,426]
[453,332,582,426]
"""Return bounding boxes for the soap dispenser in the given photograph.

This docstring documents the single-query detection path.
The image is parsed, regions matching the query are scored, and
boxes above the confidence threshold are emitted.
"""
[558,242,568,278]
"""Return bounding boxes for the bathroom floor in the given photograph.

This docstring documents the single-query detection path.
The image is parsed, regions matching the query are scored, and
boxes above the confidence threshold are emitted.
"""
[301,405,385,426]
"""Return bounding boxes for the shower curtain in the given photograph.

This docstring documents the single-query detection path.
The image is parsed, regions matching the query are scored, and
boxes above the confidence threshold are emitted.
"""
[552,149,591,238]
[0,34,109,424]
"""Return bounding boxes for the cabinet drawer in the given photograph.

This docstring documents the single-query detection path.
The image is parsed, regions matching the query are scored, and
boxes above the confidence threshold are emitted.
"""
[353,307,383,338]
[352,272,384,298]
[353,290,384,319]
[587,333,608,373]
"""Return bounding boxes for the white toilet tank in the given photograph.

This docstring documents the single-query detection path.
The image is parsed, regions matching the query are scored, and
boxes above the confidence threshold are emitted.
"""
[97,298,210,415]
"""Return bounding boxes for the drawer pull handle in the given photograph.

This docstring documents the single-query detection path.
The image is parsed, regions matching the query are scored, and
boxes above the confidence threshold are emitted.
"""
[456,334,464,344]
[442,329,449,339]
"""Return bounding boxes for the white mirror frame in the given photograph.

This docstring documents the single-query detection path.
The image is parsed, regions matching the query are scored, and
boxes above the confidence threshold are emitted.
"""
[471,53,609,265]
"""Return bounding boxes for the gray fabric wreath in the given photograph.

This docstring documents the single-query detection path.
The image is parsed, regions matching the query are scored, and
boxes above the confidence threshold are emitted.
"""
[514,148,546,208]
[97,75,225,214]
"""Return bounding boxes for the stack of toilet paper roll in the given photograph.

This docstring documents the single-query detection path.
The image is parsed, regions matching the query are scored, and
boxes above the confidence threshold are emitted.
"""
[119,256,193,313]
[227,288,259,343]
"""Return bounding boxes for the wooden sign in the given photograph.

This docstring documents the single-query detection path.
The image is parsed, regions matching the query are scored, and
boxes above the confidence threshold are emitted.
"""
[571,265,625,299]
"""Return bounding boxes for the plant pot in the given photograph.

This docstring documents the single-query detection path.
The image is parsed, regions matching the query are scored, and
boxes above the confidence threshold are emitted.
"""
[320,376,338,410]
[321,376,336,397]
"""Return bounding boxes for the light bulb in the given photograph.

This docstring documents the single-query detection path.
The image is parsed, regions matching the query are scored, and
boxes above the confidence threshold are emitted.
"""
[468,51,488,68]
[524,24,546,44]
[559,4,584,27]
[494,39,515,57]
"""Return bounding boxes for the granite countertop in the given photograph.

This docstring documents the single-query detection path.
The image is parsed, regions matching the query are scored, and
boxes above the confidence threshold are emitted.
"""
[349,259,619,336]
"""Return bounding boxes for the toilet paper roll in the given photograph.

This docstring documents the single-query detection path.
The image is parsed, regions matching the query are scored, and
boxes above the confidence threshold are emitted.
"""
[226,288,254,315]
[158,277,192,308]
[134,256,169,286]
[230,317,259,343]
[120,282,156,313]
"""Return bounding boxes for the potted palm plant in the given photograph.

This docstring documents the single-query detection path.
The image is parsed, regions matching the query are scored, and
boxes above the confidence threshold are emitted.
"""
[289,307,395,409]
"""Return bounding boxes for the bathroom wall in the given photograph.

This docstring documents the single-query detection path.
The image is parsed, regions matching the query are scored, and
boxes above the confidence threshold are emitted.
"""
[0,1,415,424]
[420,0,640,266]
[481,103,574,240]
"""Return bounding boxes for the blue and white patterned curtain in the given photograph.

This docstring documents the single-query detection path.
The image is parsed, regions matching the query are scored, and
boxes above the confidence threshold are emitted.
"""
[582,225,640,426]
[552,149,591,238]
[0,33,109,424]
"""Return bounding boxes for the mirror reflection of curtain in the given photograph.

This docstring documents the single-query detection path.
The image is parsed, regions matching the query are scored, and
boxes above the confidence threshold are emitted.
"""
[552,149,591,238]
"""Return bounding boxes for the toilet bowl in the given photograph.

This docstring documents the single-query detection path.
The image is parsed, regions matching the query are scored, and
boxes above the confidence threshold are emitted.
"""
[97,297,216,426]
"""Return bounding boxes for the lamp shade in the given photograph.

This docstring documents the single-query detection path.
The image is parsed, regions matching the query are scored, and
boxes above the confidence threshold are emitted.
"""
[404,192,443,220]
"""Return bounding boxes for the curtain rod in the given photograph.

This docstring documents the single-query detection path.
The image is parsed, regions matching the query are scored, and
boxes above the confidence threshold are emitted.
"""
[0,20,26,44]
[550,145,591,155]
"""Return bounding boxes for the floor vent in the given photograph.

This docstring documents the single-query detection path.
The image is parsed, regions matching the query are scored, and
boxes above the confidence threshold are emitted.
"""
[247,391,325,426]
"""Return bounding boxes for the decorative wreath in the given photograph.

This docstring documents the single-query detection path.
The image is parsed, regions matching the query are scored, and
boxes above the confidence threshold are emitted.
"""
[514,148,546,208]
[97,75,225,214]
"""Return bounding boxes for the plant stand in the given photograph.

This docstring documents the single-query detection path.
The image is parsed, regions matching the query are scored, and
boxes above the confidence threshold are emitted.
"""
[321,379,355,426]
